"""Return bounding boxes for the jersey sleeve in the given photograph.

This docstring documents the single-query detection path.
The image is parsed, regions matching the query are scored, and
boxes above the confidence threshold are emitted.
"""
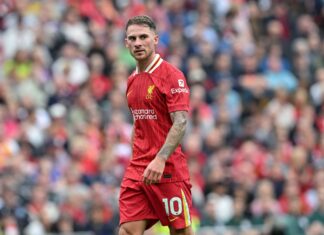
[164,69,190,113]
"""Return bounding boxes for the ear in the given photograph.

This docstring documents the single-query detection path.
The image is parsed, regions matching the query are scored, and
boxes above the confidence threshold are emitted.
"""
[124,38,130,49]
[154,34,159,46]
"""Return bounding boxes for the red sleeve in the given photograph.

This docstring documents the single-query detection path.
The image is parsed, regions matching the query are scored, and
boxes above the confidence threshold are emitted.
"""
[163,69,190,113]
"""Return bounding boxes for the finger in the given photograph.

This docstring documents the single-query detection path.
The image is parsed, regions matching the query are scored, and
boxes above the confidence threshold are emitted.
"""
[151,172,159,182]
[144,170,161,184]
[143,167,149,178]
[156,172,162,182]
[143,166,152,183]
[144,170,153,184]
[151,172,162,184]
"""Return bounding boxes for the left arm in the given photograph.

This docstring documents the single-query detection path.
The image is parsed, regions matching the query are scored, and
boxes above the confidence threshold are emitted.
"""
[142,110,188,184]
[157,110,188,161]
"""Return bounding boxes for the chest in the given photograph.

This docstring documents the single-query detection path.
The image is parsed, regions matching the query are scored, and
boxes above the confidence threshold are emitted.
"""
[127,74,163,108]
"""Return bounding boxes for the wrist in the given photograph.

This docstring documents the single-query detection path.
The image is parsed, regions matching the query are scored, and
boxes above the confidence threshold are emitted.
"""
[157,154,168,162]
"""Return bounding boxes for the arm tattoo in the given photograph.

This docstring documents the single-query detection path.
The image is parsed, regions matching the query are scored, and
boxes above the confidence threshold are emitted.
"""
[157,111,188,161]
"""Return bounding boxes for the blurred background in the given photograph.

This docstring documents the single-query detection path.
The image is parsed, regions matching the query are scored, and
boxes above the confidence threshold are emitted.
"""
[0,0,324,234]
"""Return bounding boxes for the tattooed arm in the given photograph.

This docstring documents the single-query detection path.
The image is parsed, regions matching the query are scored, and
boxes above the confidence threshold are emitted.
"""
[156,110,188,161]
[142,110,188,184]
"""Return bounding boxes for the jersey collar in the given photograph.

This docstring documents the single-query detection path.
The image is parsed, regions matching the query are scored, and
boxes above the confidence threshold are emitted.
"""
[135,54,163,74]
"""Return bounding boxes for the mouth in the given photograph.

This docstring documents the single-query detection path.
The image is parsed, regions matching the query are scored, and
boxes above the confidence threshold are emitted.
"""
[134,50,145,54]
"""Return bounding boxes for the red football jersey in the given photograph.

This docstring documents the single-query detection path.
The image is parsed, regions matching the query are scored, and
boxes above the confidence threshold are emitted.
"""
[124,54,190,183]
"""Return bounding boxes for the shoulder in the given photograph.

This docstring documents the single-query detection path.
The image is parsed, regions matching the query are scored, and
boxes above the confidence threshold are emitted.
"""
[127,70,137,81]
[161,60,184,76]
[153,60,185,81]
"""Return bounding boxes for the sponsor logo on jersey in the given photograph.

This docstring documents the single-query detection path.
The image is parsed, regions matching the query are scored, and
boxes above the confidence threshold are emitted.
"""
[146,84,155,99]
[131,109,157,120]
[178,79,184,87]
[171,88,189,94]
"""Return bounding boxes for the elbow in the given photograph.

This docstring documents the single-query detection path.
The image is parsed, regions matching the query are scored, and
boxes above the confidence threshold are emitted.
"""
[178,118,187,133]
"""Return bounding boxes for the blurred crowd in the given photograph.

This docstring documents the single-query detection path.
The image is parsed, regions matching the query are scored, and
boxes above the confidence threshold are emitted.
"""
[0,0,324,235]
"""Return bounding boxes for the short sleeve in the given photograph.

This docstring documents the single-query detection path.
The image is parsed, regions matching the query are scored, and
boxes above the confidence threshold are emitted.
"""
[164,69,190,113]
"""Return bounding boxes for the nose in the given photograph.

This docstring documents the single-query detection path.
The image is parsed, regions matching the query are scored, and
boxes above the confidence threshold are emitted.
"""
[134,38,142,47]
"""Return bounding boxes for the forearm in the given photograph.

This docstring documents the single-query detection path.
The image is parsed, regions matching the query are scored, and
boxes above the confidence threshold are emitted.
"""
[157,111,187,161]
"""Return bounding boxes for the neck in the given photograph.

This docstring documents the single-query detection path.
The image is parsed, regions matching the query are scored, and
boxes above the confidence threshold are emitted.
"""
[137,53,156,72]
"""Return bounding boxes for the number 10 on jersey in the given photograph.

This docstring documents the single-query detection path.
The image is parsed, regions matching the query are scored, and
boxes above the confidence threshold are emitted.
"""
[162,197,182,216]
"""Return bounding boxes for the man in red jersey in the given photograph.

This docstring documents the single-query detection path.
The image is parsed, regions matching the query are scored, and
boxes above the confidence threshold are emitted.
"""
[118,15,194,235]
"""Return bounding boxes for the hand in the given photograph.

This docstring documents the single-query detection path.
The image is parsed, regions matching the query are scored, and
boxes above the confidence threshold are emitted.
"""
[142,156,166,184]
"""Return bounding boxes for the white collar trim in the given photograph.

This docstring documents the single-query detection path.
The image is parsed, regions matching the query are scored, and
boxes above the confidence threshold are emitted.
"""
[135,54,163,74]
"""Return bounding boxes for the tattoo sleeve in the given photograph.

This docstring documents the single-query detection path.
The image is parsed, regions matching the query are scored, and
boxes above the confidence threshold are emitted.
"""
[157,110,188,161]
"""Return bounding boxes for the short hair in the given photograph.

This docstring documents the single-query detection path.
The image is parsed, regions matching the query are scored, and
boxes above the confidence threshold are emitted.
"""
[125,15,157,33]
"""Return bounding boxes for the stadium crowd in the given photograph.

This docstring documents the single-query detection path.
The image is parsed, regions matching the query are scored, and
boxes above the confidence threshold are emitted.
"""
[0,0,324,234]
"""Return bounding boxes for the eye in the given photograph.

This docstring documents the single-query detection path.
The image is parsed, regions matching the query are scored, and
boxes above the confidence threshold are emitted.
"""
[128,36,136,41]
[140,35,148,40]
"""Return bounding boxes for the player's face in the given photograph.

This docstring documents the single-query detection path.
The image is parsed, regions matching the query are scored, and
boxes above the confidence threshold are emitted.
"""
[125,24,158,62]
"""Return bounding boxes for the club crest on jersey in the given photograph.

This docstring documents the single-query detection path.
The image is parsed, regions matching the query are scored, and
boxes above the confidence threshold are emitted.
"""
[146,84,155,99]
[178,79,184,87]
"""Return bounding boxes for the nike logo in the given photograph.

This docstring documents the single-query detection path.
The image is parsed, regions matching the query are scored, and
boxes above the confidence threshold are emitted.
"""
[169,217,179,222]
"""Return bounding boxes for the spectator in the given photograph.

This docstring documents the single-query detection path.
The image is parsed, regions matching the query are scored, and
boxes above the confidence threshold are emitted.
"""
[250,179,281,224]
[51,42,89,87]
[310,67,324,107]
